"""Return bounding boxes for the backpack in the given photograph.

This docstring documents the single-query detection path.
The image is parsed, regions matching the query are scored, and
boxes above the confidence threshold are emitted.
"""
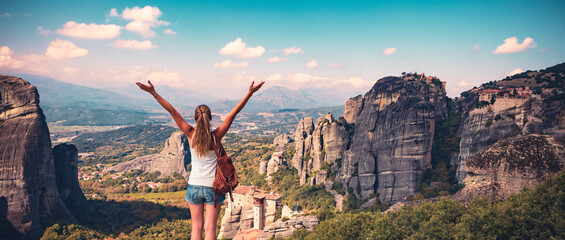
[211,131,238,208]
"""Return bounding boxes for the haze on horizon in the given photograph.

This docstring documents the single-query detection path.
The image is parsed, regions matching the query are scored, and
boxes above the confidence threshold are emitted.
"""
[1,0,564,99]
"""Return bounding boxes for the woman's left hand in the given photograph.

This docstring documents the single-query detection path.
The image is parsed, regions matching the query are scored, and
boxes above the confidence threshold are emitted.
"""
[249,81,265,94]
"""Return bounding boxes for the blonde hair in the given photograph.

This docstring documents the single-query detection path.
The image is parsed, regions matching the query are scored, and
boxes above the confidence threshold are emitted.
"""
[193,105,212,158]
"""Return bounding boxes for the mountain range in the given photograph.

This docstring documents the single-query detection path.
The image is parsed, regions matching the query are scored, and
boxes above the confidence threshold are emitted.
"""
[14,74,359,125]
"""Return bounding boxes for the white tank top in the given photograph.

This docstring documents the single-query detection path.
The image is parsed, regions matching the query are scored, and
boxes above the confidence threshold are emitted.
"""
[187,133,218,187]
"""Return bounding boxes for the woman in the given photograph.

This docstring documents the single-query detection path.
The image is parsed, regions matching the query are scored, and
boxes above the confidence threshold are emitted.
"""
[136,80,264,240]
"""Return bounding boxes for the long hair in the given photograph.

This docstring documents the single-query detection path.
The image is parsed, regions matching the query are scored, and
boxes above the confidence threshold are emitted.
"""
[193,105,212,158]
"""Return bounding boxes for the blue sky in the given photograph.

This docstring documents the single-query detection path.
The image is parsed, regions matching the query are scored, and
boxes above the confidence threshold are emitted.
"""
[1,0,564,98]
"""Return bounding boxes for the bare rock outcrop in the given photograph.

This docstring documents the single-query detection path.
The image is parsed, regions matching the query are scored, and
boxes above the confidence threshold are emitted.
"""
[107,132,190,178]
[452,134,565,202]
[273,133,291,152]
[292,113,349,185]
[257,215,319,240]
[338,76,447,202]
[291,117,314,177]
[455,97,544,182]
[343,95,364,124]
[52,143,97,218]
[289,75,447,203]
[0,76,78,239]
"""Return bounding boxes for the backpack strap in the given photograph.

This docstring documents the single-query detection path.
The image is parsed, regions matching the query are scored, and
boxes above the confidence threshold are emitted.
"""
[211,130,221,158]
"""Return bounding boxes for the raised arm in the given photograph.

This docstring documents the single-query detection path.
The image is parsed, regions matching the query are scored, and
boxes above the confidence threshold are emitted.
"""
[136,80,193,136]
[214,81,265,139]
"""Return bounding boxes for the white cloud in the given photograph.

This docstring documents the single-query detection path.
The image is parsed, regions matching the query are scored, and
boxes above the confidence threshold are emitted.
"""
[56,21,121,39]
[283,47,304,55]
[163,29,176,35]
[0,46,18,68]
[111,39,158,50]
[63,67,79,74]
[45,39,89,59]
[0,46,14,56]
[383,47,396,55]
[0,13,11,18]
[265,73,372,90]
[213,60,249,69]
[328,63,342,67]
[219,38,266,58]
[267,57,286,63]
[37,26,52,36]
[265,74,283,81]
[122,6,169,38]
[113,66,182,86]
[506,68,524,77]
[493,36,537,54]
[108,8,119,17]
[305,59,319,68]
[458,81,472,87]
[472,44,480,51]
[0,46,49,73]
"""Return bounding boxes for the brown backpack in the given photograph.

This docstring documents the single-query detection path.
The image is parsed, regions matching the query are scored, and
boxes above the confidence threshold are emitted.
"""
[211,131,238,208]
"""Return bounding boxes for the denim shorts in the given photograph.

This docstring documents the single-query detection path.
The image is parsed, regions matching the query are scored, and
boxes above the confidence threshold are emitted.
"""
[185,184,226,205]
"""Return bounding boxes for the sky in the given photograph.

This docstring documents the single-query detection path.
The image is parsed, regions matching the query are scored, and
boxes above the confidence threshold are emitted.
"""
[1,0,564,98]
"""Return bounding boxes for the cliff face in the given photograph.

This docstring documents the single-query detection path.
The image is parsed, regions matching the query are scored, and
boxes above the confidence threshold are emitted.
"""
[292,113,350,185]
[455,94,548,182]
[0,76,77,239]
[339,76,447,202]
[453,134,565,202]
[290,75,447,203]
[107,132,190,178]
[343,95,364,124]
[52,143,97,218]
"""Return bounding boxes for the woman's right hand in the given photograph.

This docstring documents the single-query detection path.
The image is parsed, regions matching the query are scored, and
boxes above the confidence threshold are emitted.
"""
[136,80,156,95]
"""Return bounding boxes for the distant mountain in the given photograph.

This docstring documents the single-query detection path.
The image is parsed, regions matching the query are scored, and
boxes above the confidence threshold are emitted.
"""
[18,74,140,109]
[105,84,218,109]
[208,86,361,113]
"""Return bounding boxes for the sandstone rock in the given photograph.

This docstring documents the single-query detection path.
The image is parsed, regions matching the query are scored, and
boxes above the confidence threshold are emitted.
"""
[322,121,349,164]
[259,161,267,175]
[0,76,78,239]
[454,98,535,182]
[52,143,97,218]
[338,76,447,203]
[108,132,190,178]
[273,133,292,152]
[257,215,320,240]
[266,153,284,181]
[292,117,314,174]
[291,112,349,189]
[452,134,565,202]
[343,95,364,124]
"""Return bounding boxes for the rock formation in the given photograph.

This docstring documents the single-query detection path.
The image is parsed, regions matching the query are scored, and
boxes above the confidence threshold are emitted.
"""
[257,215,319,240]
[52,143,97,218]
[339,76,447,202]
[289,75,447,203]
[107,132,190,178]
[273,133,291,152]
[452,134,565,202]
[455,95,545,182]
[292,113,350,185]
[343,95,363,124]
[0,76,79,239]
